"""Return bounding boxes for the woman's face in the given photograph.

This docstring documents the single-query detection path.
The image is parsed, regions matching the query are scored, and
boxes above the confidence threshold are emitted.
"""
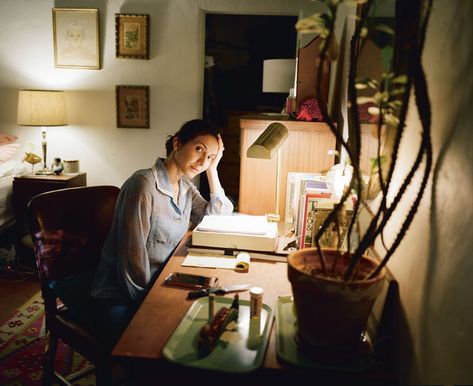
[173,134,218,178]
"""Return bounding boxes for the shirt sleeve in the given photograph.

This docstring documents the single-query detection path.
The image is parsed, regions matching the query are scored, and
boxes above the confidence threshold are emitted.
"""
[188,183,234,226]
[115,175,154,303]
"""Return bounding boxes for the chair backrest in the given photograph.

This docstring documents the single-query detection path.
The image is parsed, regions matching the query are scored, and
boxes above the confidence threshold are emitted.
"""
[28,185,120,283]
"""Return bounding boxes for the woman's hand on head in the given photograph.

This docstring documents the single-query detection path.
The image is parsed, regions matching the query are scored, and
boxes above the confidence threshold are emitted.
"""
[207,134,224,172]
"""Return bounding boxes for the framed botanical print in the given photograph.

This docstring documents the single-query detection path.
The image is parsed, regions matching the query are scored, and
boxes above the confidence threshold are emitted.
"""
[52,8,100,69]
[115,13,150,59]
[116,86,150,128]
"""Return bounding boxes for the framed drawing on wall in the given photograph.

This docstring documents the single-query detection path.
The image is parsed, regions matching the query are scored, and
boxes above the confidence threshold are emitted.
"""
[115,13,150,59]
[116,86,150,128]
[52,8,100,69]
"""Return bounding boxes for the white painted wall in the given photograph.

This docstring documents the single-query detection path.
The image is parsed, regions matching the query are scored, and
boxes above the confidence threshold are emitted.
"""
[0,0,299,186]
[380,0,473,383]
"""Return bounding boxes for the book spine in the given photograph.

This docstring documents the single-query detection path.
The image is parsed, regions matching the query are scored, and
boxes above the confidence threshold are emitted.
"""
[300,194,310,249]
[284,173,297,223]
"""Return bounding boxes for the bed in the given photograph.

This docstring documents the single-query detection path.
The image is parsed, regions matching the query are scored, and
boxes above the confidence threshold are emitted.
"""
[0,160,29,234]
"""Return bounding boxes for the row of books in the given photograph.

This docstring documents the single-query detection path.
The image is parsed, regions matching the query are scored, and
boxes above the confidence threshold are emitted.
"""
[286,172,353,249]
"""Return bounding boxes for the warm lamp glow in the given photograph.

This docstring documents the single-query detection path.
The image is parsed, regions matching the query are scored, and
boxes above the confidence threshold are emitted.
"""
[17,90,67,126]
[247,123,289,219]
[17,89,67,175]
[326,163,354,200]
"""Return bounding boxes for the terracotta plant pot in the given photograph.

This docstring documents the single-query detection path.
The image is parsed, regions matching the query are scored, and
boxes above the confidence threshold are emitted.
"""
[287,248,385,360]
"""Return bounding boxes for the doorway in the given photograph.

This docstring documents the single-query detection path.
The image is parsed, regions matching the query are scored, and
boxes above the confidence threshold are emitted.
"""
[201,13,297,207]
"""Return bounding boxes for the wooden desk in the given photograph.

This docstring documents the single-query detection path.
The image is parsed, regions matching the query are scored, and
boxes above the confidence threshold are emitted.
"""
[113,233,290,366]
[112,233,396,385]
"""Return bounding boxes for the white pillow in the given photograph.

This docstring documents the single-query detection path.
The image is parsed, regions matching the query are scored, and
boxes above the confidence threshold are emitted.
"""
[0,159,29,177]
[0,143,21,163]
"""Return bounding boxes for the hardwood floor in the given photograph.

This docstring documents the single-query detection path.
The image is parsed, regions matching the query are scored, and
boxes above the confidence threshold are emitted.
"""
[0,269,40,322]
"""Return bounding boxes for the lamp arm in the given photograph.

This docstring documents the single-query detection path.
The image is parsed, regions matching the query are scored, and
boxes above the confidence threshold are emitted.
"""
[275,147,281,216]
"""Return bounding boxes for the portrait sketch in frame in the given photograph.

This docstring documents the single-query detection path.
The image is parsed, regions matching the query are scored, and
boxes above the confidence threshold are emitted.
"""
[115,13,150,59]
[116,86,150,129]
[52,8,100,69]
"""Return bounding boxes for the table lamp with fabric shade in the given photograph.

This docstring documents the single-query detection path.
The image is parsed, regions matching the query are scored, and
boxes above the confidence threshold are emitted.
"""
[262,59,296,93]
[247,122,289,221]
[17,90,67,175]
[262,58,296,114]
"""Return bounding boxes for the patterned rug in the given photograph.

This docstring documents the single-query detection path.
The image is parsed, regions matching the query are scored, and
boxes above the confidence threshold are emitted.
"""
[0,291,95,385]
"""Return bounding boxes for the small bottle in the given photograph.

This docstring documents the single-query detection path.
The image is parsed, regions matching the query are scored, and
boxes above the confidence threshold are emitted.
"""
[285,88,296,115]
[249,287,264,318]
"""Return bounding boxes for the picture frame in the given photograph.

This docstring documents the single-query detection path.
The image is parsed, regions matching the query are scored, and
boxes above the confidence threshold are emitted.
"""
[52,8,100,70]
[116,86,150,129]
[115,13,150,59]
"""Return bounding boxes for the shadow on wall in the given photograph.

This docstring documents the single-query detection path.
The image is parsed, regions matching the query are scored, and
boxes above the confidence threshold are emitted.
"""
[377,281,416,383]
[421,13,473,382]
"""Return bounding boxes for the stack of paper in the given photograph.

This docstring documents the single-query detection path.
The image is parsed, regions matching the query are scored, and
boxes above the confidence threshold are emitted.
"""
[192,215,278,252]
[182,250,250,271]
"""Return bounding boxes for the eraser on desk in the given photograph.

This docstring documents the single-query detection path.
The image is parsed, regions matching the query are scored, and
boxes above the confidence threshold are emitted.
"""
[235,252,250,271]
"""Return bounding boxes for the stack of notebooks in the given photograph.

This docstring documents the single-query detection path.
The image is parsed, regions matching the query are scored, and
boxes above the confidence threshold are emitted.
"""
[192,215,278,252]
[188,215,291,264]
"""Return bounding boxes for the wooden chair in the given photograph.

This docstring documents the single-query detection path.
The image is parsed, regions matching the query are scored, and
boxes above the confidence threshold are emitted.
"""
[28,185,120,386]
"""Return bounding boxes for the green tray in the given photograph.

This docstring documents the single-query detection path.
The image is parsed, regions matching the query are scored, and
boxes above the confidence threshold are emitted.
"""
[163,296,273,373]
[275,295,371,372]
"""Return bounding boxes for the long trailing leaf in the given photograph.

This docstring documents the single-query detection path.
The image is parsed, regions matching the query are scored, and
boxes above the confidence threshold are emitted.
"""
[306,1,363,272]
[345,76,414,278]
[346,68,414,279]
[368,0,434,278]
[346,0,427,274]
[375,103,389,252]
[361,129,426,263]
[297,0,433,284]
[339,0,375,266]
[312,6,353,275]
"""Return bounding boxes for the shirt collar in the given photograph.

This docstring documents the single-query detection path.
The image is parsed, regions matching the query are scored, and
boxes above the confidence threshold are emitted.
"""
[153,158,191,197]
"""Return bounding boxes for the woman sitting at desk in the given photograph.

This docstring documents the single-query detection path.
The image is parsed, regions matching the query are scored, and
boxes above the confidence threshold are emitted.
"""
[91,119,233,348]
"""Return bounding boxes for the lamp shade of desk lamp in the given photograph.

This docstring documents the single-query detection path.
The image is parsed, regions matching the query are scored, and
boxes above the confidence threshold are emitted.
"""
[262,59,296,93]
[17,90,67,175]
[247,122,289,219]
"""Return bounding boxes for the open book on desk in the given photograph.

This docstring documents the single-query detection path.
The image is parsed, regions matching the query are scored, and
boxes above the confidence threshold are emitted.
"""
[182,249,251,271]
[194,215,270,235]
[192,215,278,252]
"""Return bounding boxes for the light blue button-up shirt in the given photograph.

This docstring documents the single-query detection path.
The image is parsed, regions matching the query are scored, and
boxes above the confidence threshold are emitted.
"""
[91,158,233,303]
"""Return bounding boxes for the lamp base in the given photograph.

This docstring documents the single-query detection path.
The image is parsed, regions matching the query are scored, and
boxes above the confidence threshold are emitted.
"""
[35,168,54,176]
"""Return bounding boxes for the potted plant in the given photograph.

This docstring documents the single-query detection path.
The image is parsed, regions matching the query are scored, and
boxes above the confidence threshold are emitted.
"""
[288,0,434,361]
